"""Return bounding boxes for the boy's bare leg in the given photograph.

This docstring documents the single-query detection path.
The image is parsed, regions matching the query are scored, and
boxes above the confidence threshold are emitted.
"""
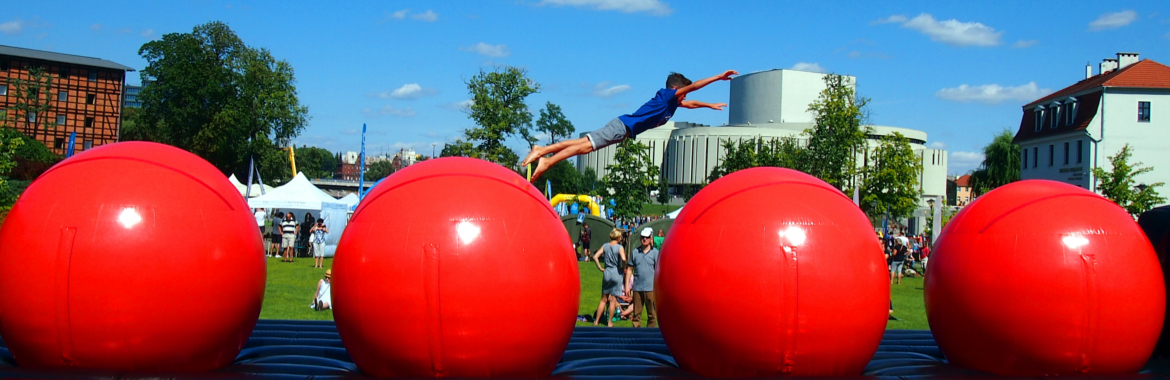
[522,138,590,167]
[531,138,594,182]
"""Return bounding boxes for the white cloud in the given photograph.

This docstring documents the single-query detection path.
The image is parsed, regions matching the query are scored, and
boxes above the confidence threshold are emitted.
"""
[412,10,439,22]
[1089,10,1137,31]
[444,99,474,110]
[790,62,828,73]
[870,15,908,25]
[928,141,948,150]
[950,151,985,174]
[539,0,672,16]
[90,24,102,31]
[363,105,417,118]
[461,42,511,57]
[369,84,438,100]
[391,9,409,20]
[935,82,1051,105]
[1012,40,1038,48]
[0,19,24,35]
[889,13,1002,47]
[593,82,632,97]
[140,28,154,37]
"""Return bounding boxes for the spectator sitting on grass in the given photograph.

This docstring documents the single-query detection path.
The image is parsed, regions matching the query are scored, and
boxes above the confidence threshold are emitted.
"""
[312,270,332,311]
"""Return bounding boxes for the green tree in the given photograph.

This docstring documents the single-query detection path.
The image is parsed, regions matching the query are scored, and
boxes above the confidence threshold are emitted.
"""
[0,133,23,206]
[126,21,309,183]
[440,140,480,158]
[707,136,804,182]
[462,66,540,165]
[1091,144,1166,218]
[860,132,923,219]
[535,102,575,145]
[969,129,1021,196]
[535,160,585,195]
[6,65,58,141]
[655,163,669,205]
[294,145,338,179]
[364,160,395,182]
[804,74,870,191]
[603,140,659,219]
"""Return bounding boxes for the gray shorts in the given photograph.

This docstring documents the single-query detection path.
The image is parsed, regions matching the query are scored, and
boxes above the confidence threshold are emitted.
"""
[282,234,296,248]
[585,118,629,150]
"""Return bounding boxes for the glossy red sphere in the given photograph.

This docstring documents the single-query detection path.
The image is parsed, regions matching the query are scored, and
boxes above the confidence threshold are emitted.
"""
[332,157,579,378]
[0,142,265,371]
[657,167,889,377]
[925,180,1164,376]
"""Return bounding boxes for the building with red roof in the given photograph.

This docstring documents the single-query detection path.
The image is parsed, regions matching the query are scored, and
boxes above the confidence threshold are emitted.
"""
[953,174,973,206]
[1014,53,1169,200]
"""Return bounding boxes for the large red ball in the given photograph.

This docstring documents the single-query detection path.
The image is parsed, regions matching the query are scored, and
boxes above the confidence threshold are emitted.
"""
[657,167,889,377]
[0,142,265,371]
[332,157,579,378]
[925,180,1164,375]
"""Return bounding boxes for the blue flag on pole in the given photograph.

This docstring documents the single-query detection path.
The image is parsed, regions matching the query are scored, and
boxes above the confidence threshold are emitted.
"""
[358,123,367,200]
[65,132,77,157]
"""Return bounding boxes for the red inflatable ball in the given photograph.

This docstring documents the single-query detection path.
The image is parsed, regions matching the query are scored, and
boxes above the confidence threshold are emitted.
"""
[925,180,1164,376]
[0,142,265,371]
[331,157,579,378]
[657,167,889,377]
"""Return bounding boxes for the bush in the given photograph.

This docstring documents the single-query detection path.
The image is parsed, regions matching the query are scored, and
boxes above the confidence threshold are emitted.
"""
[0,128,62,180]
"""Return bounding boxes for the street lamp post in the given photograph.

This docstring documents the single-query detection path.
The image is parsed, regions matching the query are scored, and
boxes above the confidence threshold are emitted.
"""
[431,143,437,159]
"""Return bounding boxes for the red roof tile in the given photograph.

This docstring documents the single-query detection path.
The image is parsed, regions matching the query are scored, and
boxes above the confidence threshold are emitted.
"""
[1024,59,1170,108]
[955,174,971,187]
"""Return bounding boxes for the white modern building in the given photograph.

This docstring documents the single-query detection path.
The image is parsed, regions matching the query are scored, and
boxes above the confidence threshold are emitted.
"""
[1015,53,1169,206]
[578,69,949,233]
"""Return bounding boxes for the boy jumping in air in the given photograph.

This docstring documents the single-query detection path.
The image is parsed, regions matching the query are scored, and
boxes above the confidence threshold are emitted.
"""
[522,70,738,182]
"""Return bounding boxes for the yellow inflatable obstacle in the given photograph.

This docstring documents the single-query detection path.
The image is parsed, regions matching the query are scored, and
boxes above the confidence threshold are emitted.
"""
[550,194,601,216]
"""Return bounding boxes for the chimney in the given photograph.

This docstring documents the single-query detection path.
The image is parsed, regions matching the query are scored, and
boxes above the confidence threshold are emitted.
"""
[1086,63,1092,79]
[1100,58,1118,74]
[1117,52,1140,69]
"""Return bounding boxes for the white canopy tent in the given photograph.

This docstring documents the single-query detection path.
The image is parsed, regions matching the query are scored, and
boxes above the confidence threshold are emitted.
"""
[228,174,275,198]
[338,193,359,210]
[248,173,348,257]
[666,205,684,219]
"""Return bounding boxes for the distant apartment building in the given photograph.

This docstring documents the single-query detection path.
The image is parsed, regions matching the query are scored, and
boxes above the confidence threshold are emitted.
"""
[1015,52,1169,208]
[0,45,134,154]
[339,151,363,180]
[953,174,973,206]
[124,84,142,108]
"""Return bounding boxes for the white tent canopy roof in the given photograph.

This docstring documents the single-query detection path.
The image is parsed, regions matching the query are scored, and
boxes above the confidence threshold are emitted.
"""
[228,174,275,198]
[666,205,684,219]
[338,193,359,208]
[247,172,345,210]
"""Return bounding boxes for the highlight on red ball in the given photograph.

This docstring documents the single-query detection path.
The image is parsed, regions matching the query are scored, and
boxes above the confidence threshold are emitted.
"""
[926,179,1165,376]
[0,142,266,371]
[656,167,889,377]
[330,157,579,378]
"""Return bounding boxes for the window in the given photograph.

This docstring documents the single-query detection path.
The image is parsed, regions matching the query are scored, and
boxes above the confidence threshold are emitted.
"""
[0,60,8,71]
[1051,104,1061,129]
[56,115,65,126]
[86,94,96,104]
[59,67,69,78]
[1067,98,1078,124]
[1138,101,1151,122]
[1063,142,1069,165]
[88,71,98,82]
[0,84,6,96]
[58,91,67,101]
[84,117,94,129]
[1077,140,1083,163]
[1048,145,1054,166]
[28,112,36,123]
[1033,147,1038,168]
[54,138,65,150]
[1034,106,1045,132]
[1022,148,1028,170]
[83,140,92,150]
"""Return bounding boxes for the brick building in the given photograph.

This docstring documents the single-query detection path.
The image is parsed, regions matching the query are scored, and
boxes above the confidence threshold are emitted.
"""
[0,45,134,154]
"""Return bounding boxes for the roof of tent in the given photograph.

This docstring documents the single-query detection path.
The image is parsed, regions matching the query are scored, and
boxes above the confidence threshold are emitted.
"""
[338,193,359,210]
[228,174,275,198]
[247,172,344,210]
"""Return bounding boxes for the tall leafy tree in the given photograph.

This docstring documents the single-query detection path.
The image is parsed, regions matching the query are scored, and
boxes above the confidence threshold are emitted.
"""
[462,66,539,165]
[535,102,575,145]
[655,162,670,206]
[860,132,922,219]
[1092,144,1165,218]
[603,140,659,219]
[364,160,395,182]
[969,129,1020,196]
[6,66,57,140]
[127,21,309,183]
[804,74,870,191]
[294,145,338,179]
[535,160,585,195]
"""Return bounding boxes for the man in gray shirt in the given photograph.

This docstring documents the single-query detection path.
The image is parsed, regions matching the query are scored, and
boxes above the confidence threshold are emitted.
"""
[626,227,660,327]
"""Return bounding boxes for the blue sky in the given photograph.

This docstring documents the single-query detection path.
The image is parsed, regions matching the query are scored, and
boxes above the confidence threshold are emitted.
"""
[2,0,1167,174]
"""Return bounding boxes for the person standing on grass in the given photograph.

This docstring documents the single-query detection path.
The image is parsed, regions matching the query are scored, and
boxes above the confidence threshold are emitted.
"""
[521,70,738,182]
[592,229,627,327]
[268,211,284,257]
[280,213,299,263]
[627,227,659,327]
[890,236,908,285]
[310,218,329,268]
[254,208,266,235]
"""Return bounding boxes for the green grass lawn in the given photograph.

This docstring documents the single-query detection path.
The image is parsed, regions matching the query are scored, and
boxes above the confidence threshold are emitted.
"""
[640,204,681,217]
[260,255,929,330]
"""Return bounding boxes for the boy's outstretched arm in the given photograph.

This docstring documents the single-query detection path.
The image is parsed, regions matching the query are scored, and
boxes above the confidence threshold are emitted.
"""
[680,100,727,110]
[675,70,737,99]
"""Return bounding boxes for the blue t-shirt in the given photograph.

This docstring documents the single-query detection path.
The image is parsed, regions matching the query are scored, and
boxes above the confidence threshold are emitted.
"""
[618,88,680,137]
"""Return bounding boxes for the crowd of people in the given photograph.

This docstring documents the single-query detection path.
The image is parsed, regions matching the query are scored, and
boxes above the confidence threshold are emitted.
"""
[253,208,334,311]
[882,230,932,285]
